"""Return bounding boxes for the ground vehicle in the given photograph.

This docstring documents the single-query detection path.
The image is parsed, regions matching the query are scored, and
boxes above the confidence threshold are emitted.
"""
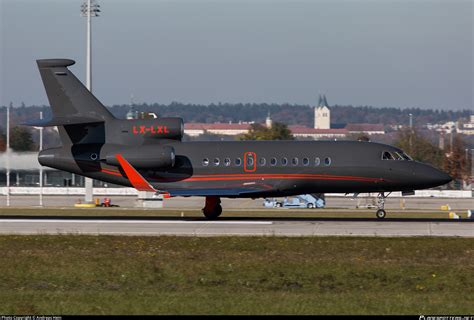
[264,194,325,209]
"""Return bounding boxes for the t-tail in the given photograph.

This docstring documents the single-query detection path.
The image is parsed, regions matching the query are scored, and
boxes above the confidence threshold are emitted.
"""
[28,58,183,190]
[28,59,116,146]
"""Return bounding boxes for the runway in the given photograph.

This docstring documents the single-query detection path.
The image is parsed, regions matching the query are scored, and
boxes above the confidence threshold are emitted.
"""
[0,216,472,237]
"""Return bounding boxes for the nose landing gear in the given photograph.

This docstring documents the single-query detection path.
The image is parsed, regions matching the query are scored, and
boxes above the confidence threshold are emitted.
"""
[202,196,222,219]
[375,192,390,219]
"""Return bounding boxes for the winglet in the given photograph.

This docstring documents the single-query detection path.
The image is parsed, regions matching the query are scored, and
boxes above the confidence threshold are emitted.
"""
[115,154,157,192]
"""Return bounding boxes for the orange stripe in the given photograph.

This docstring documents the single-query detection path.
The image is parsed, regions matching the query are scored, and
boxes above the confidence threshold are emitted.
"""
[100,168,122,177]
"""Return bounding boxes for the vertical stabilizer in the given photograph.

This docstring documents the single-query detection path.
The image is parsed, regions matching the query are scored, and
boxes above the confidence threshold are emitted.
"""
[36,59,115,123]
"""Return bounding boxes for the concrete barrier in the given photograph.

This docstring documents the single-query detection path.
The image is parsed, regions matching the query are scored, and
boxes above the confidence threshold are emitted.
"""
[1,187,138,196]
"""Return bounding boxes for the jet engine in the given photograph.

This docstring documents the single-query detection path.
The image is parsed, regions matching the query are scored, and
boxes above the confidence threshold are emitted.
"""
[105,144,175,169]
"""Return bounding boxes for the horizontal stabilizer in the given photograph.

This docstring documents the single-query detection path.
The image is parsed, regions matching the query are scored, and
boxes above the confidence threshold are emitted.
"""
[37,59,75,68]
[23,116,104,127]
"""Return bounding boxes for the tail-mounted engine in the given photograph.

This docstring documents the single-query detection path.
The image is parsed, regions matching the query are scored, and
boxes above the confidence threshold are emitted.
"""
[104,144,175,169]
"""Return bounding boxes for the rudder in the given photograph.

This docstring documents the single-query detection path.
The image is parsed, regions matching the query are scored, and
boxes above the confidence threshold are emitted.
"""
[36,59,115,123]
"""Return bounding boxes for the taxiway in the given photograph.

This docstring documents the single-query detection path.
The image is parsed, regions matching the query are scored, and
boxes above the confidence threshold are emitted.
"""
[0,216,472,237]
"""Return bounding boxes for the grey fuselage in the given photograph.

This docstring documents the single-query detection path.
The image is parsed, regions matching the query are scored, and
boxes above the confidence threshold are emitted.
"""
[39,139,452,198]
[33,58,451,198]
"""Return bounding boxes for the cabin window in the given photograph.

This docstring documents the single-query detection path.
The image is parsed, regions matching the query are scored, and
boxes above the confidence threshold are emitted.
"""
[213,158,220,166]
[246,156,254,167]
[235,158,242,166]
[315,157,320,166]
[202,158,209,166]
[292,157,298,166]
[259,157,266,166]
[270,157,277,166]
[324,157,331,166]
[302,157,309,166]
[281,157,288,166]
[224,158,231,166]
[382,151,393,160]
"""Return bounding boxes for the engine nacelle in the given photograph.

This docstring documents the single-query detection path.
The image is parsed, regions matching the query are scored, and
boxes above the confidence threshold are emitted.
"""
[105,145,175,169]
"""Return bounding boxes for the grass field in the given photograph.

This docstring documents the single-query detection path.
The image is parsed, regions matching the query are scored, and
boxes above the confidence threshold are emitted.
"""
[0,207,466,219]
[1,235,472,315]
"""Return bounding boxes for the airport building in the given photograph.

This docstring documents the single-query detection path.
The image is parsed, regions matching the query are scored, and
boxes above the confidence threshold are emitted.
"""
[426,115,474,135]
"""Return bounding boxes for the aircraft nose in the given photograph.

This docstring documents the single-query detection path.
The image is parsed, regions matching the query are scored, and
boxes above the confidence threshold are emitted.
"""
[436,170,452,186]
[417,165,452,188]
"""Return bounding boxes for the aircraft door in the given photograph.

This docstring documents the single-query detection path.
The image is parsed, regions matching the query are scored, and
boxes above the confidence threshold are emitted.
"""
[244,152,256,172]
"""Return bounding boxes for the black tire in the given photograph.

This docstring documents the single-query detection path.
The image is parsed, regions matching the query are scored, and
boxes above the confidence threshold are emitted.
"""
[202,204,222,219]
[376,209,386,219]
[307,203,314,209]
[276,202,283,208]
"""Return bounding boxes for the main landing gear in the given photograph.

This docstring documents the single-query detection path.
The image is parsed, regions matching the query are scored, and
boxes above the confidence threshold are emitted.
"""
[202,196,222,219]
[375,192,391,219]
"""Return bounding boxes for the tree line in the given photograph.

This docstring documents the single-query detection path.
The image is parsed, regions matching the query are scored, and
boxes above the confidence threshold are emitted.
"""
[0,103,471,130]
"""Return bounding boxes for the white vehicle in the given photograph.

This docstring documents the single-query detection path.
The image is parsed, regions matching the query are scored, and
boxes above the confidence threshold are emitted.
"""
[263,194,325,209]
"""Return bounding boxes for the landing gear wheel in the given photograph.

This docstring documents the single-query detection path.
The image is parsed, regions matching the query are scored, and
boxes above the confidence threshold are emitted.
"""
[276,202,283,208]
[376,209,386,219]
[202,204,222,219]
[202,196,222,219]
[307,203,314,209]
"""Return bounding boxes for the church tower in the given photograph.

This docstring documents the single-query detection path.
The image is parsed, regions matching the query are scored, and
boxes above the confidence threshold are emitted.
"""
[265,111,273,128]
[314,95,330,129]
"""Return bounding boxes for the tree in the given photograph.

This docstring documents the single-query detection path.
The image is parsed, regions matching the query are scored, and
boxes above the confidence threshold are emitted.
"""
[10,126,35,151]
[394,129,444,169]
[239,122,294,141]
[442,135,469,181]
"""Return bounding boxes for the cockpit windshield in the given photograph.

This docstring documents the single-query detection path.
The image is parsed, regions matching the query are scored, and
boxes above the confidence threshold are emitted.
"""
[393,152,404,160]
[382,151,394,160]
[381,150,412,161]
[400,152,412,160]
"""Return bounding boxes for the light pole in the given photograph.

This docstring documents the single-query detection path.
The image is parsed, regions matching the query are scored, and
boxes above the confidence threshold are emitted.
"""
[6,103,11,207]
[408,113,413,152]
[81,0,100,203]
[39,111,44,207]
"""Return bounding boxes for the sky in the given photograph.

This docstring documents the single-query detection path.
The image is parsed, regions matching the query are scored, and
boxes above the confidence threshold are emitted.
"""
[0,0,472,110]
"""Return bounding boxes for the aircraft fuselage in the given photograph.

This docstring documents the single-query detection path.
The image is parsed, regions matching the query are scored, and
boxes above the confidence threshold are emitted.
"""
[39,140,451,198]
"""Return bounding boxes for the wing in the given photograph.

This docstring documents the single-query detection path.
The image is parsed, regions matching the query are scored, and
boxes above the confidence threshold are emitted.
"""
[164,187,266,197]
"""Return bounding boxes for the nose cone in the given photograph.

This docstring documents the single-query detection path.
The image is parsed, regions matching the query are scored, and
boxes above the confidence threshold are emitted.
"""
[436,171,453,186]
[417,165,452,189]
